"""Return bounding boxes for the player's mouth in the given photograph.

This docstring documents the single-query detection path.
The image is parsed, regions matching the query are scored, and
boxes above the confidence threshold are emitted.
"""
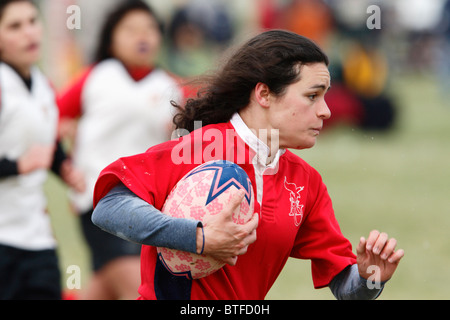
[311,127,322,135]
[25,42,40,53]
[137,42,151,54]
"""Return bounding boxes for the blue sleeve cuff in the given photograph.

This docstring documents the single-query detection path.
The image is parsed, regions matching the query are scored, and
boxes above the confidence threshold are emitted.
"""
[329,264,386,300]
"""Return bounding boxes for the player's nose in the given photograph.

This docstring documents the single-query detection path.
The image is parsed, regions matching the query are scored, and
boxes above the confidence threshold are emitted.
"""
[317,99,331,120]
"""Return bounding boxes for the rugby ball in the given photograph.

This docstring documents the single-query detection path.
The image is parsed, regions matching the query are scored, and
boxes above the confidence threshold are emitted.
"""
[157,160,254,279]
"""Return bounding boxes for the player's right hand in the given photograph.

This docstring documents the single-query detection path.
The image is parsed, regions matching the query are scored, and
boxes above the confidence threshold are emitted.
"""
[197,190,259,266]
[18,144,55,174]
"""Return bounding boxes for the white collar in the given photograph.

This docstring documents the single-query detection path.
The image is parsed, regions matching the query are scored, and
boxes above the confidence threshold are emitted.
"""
[0,62,37,94]
[230,112,286,169]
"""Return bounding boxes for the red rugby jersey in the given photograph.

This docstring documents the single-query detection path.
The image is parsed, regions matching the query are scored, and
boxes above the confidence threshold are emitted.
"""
[93,113,356,300]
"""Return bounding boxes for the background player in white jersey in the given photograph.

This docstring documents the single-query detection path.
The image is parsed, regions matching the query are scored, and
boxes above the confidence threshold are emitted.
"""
[0,0,84,299]
[57,0,183,300]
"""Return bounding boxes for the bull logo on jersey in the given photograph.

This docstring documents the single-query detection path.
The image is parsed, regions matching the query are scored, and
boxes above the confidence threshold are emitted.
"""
[284,177,304,227]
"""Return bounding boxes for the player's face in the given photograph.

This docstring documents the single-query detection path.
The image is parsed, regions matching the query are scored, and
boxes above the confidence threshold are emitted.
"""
[269,63,331,150]
[0,2,42,72]
[111,10,161,68]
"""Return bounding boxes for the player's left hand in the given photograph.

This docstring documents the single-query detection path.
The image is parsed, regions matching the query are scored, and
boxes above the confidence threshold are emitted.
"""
[60,160,86,193]
[356,230,405,283]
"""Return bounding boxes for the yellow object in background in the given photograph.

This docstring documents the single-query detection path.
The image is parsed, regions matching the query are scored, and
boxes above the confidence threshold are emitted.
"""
[343,43,388,98]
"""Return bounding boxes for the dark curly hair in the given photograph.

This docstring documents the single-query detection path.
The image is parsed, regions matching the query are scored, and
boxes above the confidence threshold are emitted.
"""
[173,30,329,133]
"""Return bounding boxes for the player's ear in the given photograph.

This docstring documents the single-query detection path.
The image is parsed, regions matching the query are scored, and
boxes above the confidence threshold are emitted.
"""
[254,82,271,109]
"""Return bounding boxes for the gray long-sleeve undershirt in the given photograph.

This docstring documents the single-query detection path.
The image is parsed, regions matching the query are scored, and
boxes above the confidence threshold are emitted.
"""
[92,183,385,300]
[92,183,201,253]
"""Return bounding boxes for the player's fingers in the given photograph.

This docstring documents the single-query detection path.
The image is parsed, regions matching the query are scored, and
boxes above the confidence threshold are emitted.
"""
[235,223,258,257]
[388,249,405,264]
[236,244,249,256]
[356,237,366,255]
[41,144,56,158]
[380,238,397,260]
[225,190,245,217]
[372,232,389,255]
[242,212,259,235]
[223,256,238,266]
[241,228,257,248]
[365,230,380,251]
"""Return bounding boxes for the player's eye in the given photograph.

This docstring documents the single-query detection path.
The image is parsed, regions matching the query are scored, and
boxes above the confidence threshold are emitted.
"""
[8,22,21,31]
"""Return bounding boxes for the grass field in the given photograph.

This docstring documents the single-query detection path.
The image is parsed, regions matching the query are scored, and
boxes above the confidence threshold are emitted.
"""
[46,72,450,300]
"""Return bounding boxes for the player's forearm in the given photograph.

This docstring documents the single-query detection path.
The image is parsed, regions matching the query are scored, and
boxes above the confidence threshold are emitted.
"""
[329,264,385,300]
[1,142,69,179]
[92,183,201,253]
